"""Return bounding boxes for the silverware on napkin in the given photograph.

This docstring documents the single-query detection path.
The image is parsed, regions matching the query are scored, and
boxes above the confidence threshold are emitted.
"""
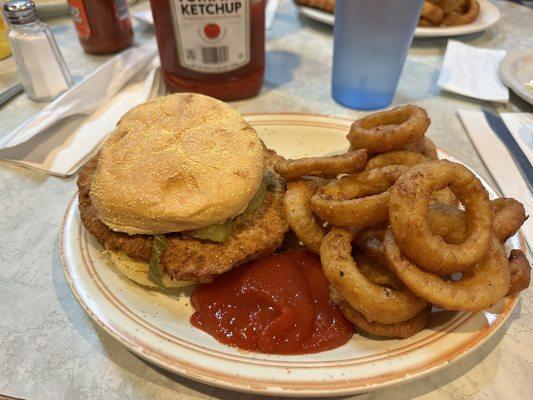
[0,83,23,107]
[482,106,533,192]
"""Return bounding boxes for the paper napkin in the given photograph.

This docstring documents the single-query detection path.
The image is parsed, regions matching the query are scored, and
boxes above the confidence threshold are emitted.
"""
[0,41,160,177]
[438,40,509,103]
[500,113,533,163]
[458,110,532,250]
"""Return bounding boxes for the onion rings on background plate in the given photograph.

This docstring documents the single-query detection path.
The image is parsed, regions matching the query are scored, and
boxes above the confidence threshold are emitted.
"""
[441,0,480,26]
[421,1,444,24]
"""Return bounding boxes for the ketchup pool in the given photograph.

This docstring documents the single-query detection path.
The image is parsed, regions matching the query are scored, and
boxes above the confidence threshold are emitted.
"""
[190,251,353,354]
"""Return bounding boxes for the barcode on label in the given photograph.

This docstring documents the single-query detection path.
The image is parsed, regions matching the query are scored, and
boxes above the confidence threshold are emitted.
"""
[201,47,229,64]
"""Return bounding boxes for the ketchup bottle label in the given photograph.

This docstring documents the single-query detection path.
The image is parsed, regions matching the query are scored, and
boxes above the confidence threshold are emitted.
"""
[67,0,91,39]
[169,0,251,74]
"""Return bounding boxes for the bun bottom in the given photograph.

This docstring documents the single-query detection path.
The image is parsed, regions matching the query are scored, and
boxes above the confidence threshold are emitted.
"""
[108,250,194,289]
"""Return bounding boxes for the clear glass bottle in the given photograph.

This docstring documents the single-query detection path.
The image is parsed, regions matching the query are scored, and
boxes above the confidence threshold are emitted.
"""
[3,0,73,102]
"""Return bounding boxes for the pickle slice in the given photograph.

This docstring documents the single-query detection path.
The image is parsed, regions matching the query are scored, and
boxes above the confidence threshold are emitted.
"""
[185,180,267,243]
[148,235,168,288]
[244,180,267,215]
[186,220,234,243]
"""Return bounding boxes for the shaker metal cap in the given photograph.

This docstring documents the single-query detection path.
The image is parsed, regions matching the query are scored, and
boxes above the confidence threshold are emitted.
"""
[3,0,38,25]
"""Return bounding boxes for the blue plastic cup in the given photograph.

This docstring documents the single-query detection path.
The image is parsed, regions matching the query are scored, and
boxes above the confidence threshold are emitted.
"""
[332,0,424,110]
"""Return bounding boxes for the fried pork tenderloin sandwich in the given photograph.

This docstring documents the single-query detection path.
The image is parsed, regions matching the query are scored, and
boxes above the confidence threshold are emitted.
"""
[77,93,289,288]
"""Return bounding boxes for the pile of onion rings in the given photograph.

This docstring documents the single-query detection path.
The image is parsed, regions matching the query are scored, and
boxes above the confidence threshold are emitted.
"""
[277,104,530,339]
[418,0,480,27]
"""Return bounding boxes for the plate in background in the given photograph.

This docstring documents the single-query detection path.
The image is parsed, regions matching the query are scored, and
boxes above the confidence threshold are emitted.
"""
[296,0,500,38]
[499,50,533,105]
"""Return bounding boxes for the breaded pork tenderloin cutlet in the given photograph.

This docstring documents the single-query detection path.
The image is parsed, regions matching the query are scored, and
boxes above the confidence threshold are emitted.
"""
[78,149,289,283]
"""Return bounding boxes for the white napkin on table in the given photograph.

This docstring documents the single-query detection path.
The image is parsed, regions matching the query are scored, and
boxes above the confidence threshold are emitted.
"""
[0,41,160,177]
[500,113,533,162]
[457,110,532,250]
[438,40,509,103]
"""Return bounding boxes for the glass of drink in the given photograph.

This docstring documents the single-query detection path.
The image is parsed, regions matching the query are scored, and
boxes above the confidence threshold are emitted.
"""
[331,0,423,110]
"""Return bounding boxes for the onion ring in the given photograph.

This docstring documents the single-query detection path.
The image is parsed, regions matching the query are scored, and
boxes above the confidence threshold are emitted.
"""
[321,228,427,324]
[354,227,388,266]
[364,150,456,205]
[274,150,367,180]
[355,198,525,264]
[507,249,531,296]
[401,137,438,160]
[431,187,459,206]
[421,1,444,24]
[418,17,436,27]
[429,0,466,14]
[490,198,528,243]
[384,230,510,311]
[428,202,467,245]
[421,137,438,160]
[441,0,479,26]
[329,255,428,339]
[339,303,431,339]
[283,179,326,254]
[354,252,404,289]
[347,105,430,153]
[364,151,427,170]
[389,161,492,274]
[428,198,527,244]
[311,165,408,228]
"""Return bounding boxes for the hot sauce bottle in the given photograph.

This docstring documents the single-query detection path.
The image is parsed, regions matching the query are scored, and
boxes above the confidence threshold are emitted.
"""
[68,0,134,54]
[149,0,265,101]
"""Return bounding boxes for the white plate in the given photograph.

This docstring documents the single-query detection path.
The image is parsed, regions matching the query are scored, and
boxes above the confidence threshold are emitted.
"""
[296,0,500,38]
[499,50,533,105]
[60,113,524,397]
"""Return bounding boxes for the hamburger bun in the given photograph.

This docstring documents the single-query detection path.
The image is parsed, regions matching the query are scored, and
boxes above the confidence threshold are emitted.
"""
[90,93,264,235]
[107,250,193,288]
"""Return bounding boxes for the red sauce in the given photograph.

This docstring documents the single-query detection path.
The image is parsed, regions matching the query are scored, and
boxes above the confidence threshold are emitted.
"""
[191,251,353,354]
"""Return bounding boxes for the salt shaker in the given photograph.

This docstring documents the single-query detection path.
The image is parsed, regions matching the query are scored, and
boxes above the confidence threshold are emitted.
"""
[3,0,73,102]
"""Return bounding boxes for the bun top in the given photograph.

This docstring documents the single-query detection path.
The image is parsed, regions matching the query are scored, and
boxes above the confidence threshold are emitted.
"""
[90,93,264,235]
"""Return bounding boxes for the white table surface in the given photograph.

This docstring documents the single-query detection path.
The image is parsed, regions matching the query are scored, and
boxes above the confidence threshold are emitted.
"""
[0,1,532,399]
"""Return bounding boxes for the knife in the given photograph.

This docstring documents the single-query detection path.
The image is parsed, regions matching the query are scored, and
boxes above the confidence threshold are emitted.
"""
[0,82,23,107]
[481,106,533,192]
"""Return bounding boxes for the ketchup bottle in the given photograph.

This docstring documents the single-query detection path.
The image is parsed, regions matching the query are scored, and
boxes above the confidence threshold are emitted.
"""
[149,0,265,101]
[67,0,134,54]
